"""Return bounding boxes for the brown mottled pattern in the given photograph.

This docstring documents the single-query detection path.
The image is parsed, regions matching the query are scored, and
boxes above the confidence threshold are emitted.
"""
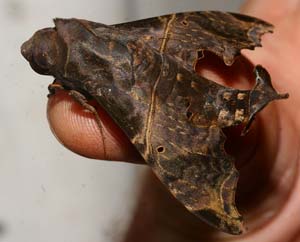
[21,12,288,235]
[113,11,273,68]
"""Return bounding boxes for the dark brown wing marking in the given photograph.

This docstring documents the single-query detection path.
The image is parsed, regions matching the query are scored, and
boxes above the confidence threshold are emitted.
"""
[113,11,273,69]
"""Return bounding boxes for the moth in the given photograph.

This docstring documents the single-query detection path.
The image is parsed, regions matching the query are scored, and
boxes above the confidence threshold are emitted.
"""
[21,11,288,234]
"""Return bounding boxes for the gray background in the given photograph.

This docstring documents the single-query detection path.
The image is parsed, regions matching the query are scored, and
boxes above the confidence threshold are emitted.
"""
[0,0,243,241]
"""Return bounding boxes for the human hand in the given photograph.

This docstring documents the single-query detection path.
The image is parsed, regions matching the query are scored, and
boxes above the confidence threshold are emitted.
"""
[47,0,300,241]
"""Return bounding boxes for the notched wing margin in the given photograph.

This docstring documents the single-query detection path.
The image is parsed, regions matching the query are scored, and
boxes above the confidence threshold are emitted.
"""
[112,11,273,69]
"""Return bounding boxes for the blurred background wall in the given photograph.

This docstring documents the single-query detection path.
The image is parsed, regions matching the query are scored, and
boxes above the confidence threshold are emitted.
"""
[0,0,244,241]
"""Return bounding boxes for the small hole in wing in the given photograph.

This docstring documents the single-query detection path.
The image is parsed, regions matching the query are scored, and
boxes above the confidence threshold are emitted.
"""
[181,20,188,26]
[156,146,165,153]
[186,111,193,119]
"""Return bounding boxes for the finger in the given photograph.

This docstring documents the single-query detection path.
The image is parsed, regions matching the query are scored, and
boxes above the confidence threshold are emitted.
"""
[241,0,300,22]
[47,90,143,163]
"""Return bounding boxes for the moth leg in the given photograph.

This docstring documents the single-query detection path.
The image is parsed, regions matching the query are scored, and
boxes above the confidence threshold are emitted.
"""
[48,82,108,157]
[48,81,64,97]
[68,90,107,159]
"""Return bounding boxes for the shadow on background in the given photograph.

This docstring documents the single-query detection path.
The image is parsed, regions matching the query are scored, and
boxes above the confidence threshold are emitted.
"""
[0,221,7,238]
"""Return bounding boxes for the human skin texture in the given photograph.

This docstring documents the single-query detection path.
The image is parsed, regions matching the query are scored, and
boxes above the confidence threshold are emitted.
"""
[45,0,300,241]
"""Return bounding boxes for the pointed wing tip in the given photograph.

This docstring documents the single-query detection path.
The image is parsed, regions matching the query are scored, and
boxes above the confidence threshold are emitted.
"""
[221,15,273,66]
[227,218,246,235]
[225,219,245,235]
[194,208,245,235]
[249,24,273,46]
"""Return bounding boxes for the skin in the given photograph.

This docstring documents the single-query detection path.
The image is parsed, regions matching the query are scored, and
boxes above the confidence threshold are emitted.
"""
[47,0,300,241]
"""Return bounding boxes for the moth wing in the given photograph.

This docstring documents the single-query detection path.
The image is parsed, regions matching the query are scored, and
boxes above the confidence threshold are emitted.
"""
[155,158,242,235]
[148,120,243,234]
[112,11,273,69]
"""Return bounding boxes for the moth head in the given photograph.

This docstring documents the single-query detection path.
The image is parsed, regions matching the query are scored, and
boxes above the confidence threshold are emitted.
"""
[21,28,61,75]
